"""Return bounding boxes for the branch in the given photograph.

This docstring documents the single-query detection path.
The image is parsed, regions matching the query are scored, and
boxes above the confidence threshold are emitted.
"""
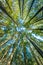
[5,0,11,10]
[26,36,43,57]
[25,0,35,20]
[0,1,18,26]
[24,7,43,27]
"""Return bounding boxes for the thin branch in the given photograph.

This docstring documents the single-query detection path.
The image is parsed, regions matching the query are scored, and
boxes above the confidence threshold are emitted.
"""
[5,0,11,10]
[23,47,27,65]
[18,0,21,16]
[22,0,24,17]
[25,0,35,20]
[34,17,43,23]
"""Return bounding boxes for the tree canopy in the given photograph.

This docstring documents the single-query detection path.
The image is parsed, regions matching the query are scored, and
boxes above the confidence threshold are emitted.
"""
[0,0,43,65]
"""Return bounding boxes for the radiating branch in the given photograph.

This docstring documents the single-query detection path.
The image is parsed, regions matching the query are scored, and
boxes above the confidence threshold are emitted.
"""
[30,46,42,65]
[18,0,21,16]
[0,1,18,26]
[25,0,35,21]
[26,36,43,57]
[22,0,24,17]
[5,0,11,10]
[24,7,43,27]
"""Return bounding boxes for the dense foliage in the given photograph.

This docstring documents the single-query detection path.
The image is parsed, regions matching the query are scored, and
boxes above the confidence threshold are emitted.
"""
[0,0,43,65]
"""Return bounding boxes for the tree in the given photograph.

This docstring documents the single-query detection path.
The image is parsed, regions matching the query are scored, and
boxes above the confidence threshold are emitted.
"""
[0,0,43,65]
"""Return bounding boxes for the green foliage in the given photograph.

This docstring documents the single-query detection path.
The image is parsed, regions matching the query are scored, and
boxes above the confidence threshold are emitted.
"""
[0,0,43,65]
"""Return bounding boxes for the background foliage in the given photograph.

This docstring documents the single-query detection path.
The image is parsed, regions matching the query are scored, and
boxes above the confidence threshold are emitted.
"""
[0,0,43,65]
